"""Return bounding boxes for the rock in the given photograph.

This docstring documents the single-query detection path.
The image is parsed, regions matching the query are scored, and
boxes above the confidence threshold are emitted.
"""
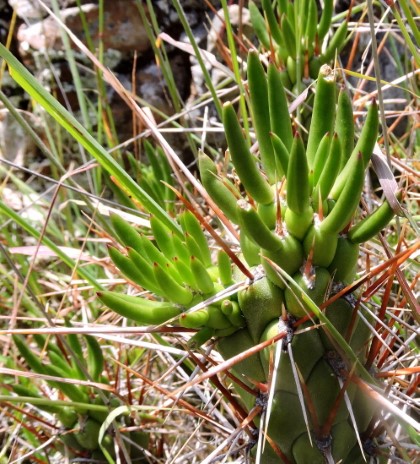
[137,62,173,115]
[343,32,408,136]
[109,52,191,144]
[207,4,253,58]
[0,106,37,168]
[17,1,151,54]
[9,0,73,21]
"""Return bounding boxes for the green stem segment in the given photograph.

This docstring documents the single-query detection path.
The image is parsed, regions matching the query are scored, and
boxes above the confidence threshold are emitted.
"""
[287,133,310,214]
[198,152,239,223]
[237,200,282,252]
[223,102,273,205]
[348,192,401,243]
[331,100,378,199]
[268,64,294,153]
[306,65,337,169]
[97,291,181,325]
[248,52,277,183]
[320,153,365,235]
[335,89,355,168]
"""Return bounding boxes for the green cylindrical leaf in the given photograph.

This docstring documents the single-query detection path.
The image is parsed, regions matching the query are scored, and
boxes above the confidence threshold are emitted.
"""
[237,200,283,252]
[306,65,337,169]
[137,235,183,284]
[261,0,283,46]
[268,64,294,153]
[348,194,400,244]
[249,1,271,50]
[153,263,194,306]
[282,15,297,58]
[322,21,348,64]
[317,0,333,41]
[314,132,342,204]
[180,308,209,328]
[335,89,355,168]
[271,132,290,178]
[206,305,232,330]
[286,133,310,214]
[305,0,318,49]
[223,103,274,205]
[217,250,233,286]
[331,100,378,199]
[198,152,240,223]
[150,215,176,260]
[320,153,365,235]
[109,247,156,291]
[127,247,161,294]
[179,209,212,267]
[97,291,181,325]
[110,213,145,254]
[221,300,245,327]
[85,335,104,382]
[240,231,261,267]
[248,51,277,183]
[312,132,332,187]
[190,256,215,295]
[172,256,198,291]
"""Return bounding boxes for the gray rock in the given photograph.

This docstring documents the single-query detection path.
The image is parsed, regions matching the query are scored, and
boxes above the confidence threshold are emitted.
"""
[0,106,37,167]
[9,0,73,21]
[16,1,150,54]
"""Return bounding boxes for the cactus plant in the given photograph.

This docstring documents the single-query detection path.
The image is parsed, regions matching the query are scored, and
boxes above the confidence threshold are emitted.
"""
[97,53,418,463]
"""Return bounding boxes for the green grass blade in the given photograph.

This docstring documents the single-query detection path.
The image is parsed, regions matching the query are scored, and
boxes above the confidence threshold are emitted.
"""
[138,0,199,158]
[391,1,420,66]
[50,0,91,132]
[0,43,182,238]
[0,396,109,412]
[398,0,420,46]
[220,0,250,141]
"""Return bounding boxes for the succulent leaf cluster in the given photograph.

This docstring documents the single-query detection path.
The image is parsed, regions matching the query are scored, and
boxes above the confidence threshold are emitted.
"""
[250,0,349,89]
[100,55,400,463]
